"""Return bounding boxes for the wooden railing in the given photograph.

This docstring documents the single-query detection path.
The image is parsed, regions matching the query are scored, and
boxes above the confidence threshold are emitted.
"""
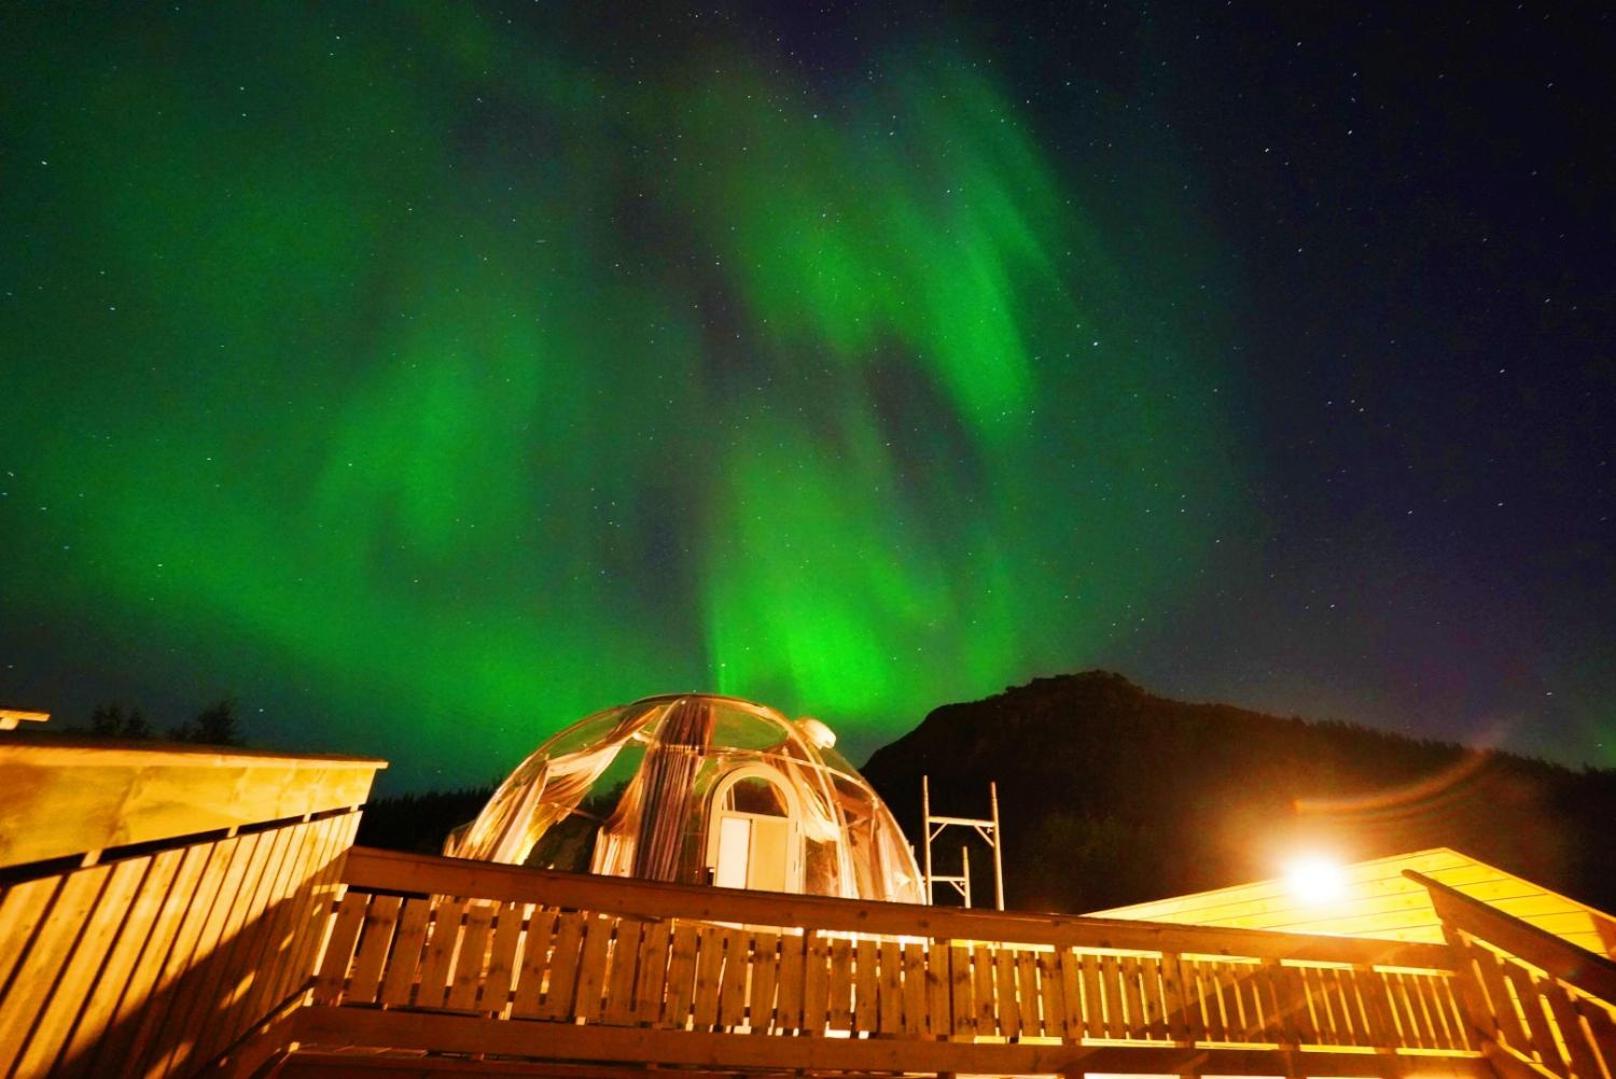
[0,740,384,1079]
[300,846,1489,1076]
[1412,870,1616,1079]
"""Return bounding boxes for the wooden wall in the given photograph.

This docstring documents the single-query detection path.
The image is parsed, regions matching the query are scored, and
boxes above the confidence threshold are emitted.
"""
[0,740,383,1078]
[1091,847,1616,956]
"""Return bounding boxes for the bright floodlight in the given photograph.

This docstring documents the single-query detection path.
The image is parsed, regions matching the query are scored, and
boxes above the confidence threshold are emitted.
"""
[1284,854,1347,905]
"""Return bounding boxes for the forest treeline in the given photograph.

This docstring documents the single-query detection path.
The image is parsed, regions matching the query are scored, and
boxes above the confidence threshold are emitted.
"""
[49,697,248,746]
[862,671,1616,914]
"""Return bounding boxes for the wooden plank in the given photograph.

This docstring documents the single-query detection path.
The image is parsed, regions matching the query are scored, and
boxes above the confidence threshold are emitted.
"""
[1038,947,1067,1040]
[854,937,879,1034]
[603,919,644,1026]
[314,889,371,1005]
[800,929,830,1035]
[826,937,853,1032]
[880,939,906,1035]
[570,913,614,1023]
[479,900,525,1018]
[1118,954,1147,1039]
[634,920,672,1026]
[11,859,141,1076]
[1574,996,1616,1077]
[773,929,804,1033]
[1502,964,1559,1066]
[716,928,751,1030]
[447,900,495,1012]
[1016,948,1041,1038]
[745,929,777,1032]
[974,942,998,1034]
[928,940,953,1038]
[346,893,402,1005]
[378,896,434,1007]
[1080,952,1107,1038]
[1140,955,1169,1040]
[0,743,382,869]
[690,923,725,1029]
[508,907,558,1018]
[1174,956,1208,1043]
[539,910,586,1021]
[1472,944,1531,1049]
[902,941,930,1036]
[661,922,700,1030]
[948,942,975,1038]
[996,945,1022,1038]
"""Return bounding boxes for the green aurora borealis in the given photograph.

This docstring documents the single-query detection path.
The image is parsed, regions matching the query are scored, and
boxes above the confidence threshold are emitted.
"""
[1,8,1248,784]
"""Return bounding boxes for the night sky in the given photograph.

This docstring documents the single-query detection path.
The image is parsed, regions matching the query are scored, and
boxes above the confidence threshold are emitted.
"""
[3,4,1611,789]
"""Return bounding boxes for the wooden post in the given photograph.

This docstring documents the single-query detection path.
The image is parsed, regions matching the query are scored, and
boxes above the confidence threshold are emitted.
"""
[990,781,1005,912]
[923,774,935,906]
[961,846,972,910]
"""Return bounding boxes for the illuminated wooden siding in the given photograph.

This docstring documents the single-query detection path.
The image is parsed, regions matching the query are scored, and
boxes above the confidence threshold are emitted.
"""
[1091,847,1616,957]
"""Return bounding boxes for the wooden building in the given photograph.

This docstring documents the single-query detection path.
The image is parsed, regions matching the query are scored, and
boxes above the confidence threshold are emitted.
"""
[2,728,1614,1077]
[1093,847,1616,957]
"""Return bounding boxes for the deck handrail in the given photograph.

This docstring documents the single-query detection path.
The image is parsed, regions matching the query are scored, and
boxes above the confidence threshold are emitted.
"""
[1407,869,1616,1077]
[343,845,1453,968]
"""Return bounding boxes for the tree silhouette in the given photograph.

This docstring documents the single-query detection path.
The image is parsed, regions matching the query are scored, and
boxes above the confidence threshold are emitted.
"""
[87,703,153,740]
[169,698,245,746]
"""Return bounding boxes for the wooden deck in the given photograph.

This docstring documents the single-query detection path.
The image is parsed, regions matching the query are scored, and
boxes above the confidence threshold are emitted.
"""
[1,738,1613,1077]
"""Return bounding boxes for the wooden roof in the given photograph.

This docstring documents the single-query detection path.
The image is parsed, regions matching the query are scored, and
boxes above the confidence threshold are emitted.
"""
[1089,846,1616,957]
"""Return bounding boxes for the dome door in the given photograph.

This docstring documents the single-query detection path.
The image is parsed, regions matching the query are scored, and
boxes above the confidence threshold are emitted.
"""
[708,768,800,892]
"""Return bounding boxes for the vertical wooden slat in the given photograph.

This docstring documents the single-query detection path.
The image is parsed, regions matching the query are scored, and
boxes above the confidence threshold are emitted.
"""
[974,943,998,1035]
[1016,948,1041,1038]
[1177,957,1209,1043]
[509,908,558,1018]
[415,898,466,1011]
[1037,948,1065,1040]
[995,945,1021,1038]
[716,928,751,1030]
[275,811,359,1015]
[604,919,644,1026]
[345,893,402,1005]
[539,911,586,1020]
[774,929,805,1033]
[13,859,143,1076]
[480,901,526,1018]
[379,897,434,1007]
[1081,952,1107,1038]
[902,941,931,1036]
[312,889,369,1006]
[854,937,879,1034]
[800,930,830,1036]
[571,914,614,1022]
[1055,948,1083,1040]
[947,943,974,1038]
[745,929,777,1032]
[827,937,853,1032]
[1473,945,1532,1050]
[634,920,672,1026]
[446,900,495,1012]
[1118,955,1146,1039]
[927,940,953,1039]
[659,921,700,1029]
[879,939,905,1035]
[1504,965,1560,1067]
[691,923,726,1029]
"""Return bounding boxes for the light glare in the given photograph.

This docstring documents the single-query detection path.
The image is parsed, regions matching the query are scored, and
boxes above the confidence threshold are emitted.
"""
[1284,855,1347,905]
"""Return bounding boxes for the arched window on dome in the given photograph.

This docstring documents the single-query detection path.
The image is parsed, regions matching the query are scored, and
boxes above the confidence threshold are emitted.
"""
[706,766,802,893]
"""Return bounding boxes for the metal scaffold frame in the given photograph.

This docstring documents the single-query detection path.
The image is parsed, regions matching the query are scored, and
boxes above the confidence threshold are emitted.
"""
[921,774,1004,910]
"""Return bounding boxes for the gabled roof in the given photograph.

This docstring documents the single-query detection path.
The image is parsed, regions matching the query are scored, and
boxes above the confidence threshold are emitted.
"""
[1089,846,1616,957]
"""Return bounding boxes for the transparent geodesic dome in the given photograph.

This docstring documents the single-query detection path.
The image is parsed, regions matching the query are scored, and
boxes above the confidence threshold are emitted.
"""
[445,694,923,903]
